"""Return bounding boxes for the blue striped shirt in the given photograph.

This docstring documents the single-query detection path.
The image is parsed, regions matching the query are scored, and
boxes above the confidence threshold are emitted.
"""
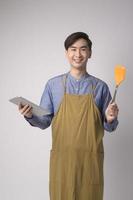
[25,71,118,132]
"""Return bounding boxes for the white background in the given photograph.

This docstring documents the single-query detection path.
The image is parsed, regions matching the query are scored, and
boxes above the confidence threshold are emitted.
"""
[0,0,132,199]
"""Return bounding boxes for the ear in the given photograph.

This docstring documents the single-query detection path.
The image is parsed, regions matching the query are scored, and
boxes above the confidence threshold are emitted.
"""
[88,50,92,58]
[65,50,68,58]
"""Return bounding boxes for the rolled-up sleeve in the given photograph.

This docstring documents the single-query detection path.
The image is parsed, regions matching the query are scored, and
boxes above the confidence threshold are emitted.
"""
[104,118,119,132]
[24,80,54,129]
[101,83,119,132]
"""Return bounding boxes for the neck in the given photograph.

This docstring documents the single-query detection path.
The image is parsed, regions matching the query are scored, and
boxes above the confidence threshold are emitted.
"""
[69,67,87,80]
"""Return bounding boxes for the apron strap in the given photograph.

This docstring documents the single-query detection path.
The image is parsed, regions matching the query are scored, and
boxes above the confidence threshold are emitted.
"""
[62,73,68,93]
[90,80,99,98]
[91,84,96,96]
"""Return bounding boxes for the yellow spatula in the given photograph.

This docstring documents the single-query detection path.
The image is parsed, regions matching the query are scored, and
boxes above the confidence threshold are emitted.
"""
[111,65,126,103]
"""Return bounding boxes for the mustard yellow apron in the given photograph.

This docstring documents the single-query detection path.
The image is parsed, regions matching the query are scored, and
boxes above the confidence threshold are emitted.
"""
[49,74,104,200]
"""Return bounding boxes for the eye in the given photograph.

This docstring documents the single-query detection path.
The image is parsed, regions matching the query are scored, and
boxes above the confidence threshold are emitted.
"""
[81,48,86,51]
[71,48,76,51]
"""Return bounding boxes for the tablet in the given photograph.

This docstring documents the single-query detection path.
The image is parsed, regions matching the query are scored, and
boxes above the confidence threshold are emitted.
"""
[9,96,51,117]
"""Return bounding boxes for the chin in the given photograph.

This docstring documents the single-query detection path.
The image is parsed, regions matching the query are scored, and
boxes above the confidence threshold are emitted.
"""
[72,64,86,69]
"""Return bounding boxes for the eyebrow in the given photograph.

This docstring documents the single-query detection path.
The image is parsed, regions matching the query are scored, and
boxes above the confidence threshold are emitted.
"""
[70,45,88,48]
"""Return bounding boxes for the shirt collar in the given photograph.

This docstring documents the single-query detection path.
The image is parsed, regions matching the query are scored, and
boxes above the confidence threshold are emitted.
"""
[67,71,90,82]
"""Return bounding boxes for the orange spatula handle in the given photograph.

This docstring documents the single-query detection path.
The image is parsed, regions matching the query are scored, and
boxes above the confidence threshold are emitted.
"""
[111,85,118,104]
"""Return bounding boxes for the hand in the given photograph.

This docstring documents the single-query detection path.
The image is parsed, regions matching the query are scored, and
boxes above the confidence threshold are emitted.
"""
[105,101,119,123]
[18,103,33,118]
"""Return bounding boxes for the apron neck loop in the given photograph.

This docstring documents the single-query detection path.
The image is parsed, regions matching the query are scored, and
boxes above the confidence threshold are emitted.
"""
[62,73,68,94]
[62,73,97,98]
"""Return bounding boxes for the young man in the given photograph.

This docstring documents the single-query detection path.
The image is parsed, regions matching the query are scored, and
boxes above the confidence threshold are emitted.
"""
[19,32,119,200]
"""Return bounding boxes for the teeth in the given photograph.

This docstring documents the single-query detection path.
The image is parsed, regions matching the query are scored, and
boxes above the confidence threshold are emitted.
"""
[74,60,82,62]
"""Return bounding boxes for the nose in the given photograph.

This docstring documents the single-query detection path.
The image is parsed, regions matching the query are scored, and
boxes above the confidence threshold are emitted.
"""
[75,49,82,57]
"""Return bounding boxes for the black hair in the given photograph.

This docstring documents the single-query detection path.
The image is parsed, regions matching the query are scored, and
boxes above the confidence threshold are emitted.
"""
[64,32,92,50]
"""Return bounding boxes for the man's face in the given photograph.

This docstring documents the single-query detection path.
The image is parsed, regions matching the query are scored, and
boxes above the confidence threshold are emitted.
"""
[65,38,91,69]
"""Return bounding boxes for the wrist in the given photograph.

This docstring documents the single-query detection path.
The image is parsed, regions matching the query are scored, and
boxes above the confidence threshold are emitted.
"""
[24,115,33,119]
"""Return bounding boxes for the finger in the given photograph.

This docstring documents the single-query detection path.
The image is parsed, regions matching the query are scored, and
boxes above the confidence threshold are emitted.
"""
[110,100,116,105]
[110,109,118,114]
[108,116,116,122]
[19,103,23,110]
[22,106,32,115]
[110,107,117,112]
[110,101,118,108]
[108,112,114,116]
[20,104,30,114]
[109,110,119,118]
[110,103,117,108]
[23,106,32,116]
[112,106,119,112]
[108,109,118,115]
[110,105,118,112]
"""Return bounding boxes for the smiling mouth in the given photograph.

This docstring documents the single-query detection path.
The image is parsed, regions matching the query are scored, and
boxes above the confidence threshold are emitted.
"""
[73,59,83,63]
